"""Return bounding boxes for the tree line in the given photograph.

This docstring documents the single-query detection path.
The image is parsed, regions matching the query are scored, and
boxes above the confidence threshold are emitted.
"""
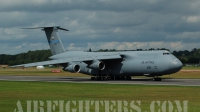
[0,50,51,65]
[172,48,200,64]
[0,48,200,66]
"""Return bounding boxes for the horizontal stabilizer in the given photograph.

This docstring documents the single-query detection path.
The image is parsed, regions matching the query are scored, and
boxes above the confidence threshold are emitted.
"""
[22,26,69,31]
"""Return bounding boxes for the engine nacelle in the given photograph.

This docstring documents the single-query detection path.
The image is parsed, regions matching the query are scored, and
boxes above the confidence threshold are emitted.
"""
[88,61,105,70]
[63,63,80,73]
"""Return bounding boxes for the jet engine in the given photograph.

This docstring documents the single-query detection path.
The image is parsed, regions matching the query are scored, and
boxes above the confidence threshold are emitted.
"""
[88,61,105,70]
[63,63,80,73]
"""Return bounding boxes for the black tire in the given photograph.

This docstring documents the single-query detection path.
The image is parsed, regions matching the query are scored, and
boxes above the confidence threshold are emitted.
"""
[153,78,162,81]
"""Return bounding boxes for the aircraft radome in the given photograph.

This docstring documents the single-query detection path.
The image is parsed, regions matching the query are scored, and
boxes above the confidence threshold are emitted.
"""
[11,26,183,81]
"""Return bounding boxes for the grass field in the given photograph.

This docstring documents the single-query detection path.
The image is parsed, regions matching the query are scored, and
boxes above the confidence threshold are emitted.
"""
[0,81,199,111]
[0,67,200,111]
[1,66,200,79]
[0,67,87,77]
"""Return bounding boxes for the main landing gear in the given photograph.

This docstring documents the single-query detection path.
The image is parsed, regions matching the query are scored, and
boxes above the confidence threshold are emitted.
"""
[90,76,132,81]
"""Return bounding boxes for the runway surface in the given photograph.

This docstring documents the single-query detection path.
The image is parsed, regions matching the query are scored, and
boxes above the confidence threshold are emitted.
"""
[0,76,200,86]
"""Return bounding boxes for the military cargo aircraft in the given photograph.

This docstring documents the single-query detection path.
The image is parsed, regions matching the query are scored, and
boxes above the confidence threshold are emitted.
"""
[11,26,182,81]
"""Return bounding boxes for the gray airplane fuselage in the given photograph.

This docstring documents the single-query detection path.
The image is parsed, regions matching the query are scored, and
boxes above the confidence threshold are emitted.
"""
[13,26,183,79]
[50,50,182,77]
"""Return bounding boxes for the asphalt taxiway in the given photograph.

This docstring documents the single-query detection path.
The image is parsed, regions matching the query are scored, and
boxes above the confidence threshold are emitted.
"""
[0,76,200,86]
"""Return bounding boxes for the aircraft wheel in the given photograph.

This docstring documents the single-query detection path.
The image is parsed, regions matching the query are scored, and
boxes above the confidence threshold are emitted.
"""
[121,76,126,80]
[110,76,114,80]
[104,77,109,80]
[126,76,131,80]
[115,76,120,80]
[91,77,95,80]
[153,77,162,81]
[102,77,106,81]
[97,77,102,81]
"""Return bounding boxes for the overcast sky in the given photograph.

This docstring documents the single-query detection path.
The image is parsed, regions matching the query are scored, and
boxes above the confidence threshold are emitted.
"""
[1,0,200,54]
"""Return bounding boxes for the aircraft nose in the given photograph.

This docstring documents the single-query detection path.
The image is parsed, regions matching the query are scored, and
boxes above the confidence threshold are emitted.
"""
[169,59,183,72]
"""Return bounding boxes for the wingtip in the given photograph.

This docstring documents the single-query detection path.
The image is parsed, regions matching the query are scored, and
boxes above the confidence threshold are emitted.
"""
[57,27,69,31]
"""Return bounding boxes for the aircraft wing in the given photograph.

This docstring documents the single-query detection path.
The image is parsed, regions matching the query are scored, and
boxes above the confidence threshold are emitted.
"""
[10,54,122,67]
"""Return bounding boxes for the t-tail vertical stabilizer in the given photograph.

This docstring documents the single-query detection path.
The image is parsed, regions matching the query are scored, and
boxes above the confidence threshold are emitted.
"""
[23,26,68,55]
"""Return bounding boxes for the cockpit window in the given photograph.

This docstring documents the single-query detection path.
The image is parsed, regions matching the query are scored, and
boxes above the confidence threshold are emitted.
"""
[163,53,170,55]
